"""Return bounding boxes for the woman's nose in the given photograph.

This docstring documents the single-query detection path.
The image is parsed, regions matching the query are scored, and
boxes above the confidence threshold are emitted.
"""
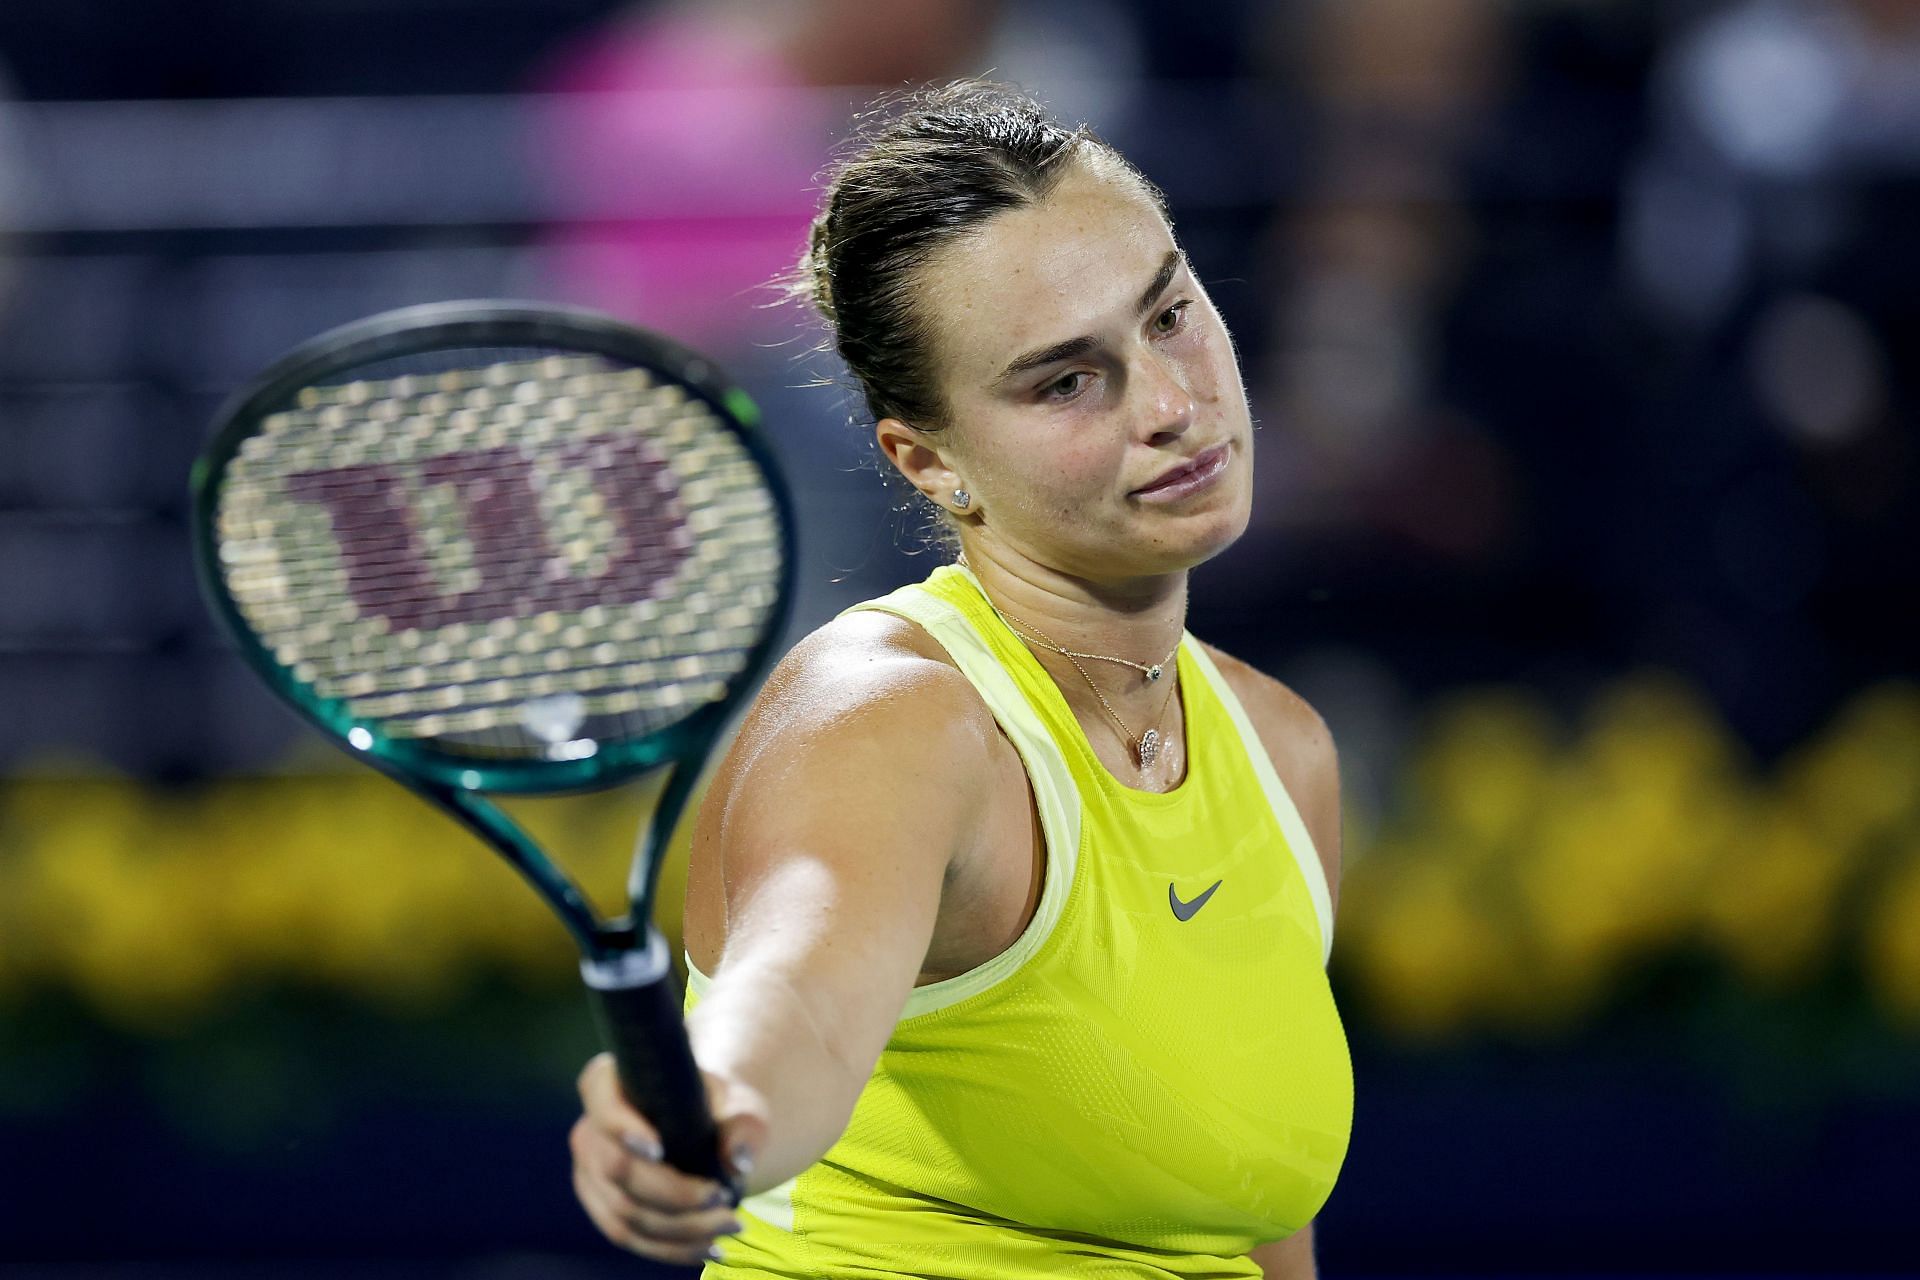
[1139,349,1196,443]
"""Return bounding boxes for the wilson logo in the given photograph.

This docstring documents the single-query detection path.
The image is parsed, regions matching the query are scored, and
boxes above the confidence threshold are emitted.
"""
[283,439,688,631]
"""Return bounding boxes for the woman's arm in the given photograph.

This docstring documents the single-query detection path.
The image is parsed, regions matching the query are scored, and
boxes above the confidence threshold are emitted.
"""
[678,618,1008,1190]
[1249,1222,1316,1278]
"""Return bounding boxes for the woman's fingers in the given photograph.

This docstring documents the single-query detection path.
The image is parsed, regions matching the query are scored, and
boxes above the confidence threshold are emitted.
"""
[573,1164,651,1255]
[571,1134,743,1258]
[572,1112,734,1209]
[579,1051,743,1187]
[577,1052,661,1155]
[571,1052,762,1256]
[619,1193,746,1246]
[574,1165,732,1265]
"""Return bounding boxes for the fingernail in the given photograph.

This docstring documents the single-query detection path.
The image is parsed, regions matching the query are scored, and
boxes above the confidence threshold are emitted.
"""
[720,1215,743,1234]
[622,1134,663,1162]
[707,1244,727,1263]
[702,1186,730,1209]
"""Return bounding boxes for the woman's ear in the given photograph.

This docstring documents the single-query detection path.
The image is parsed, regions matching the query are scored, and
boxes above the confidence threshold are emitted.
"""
[875,417,969,513]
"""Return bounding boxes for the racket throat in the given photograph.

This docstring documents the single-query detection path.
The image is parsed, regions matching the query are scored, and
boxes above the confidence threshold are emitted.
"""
[580,925,673,990]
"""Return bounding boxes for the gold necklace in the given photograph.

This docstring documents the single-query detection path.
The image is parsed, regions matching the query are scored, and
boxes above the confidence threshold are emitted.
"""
[995,607,1179,685]
[987,603,1180,769]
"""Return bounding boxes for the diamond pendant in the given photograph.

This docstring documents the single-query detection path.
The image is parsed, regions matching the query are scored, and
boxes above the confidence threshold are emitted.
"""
[1138,728,1161,768]
[1145,664,1163,682]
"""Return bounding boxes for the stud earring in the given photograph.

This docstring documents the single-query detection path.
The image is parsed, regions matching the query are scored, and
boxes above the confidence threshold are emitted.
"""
[952,489,972,511]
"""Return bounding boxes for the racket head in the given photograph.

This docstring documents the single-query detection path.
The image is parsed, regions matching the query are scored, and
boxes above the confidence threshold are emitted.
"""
[191,301,795,795]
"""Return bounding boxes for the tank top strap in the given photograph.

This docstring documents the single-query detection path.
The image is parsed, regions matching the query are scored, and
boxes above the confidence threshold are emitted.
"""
[841,564,1084,1017]
[1180,643,1336,965]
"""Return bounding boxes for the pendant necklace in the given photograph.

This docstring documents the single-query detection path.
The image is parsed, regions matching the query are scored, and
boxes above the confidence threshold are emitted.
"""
[985,601,1180,770]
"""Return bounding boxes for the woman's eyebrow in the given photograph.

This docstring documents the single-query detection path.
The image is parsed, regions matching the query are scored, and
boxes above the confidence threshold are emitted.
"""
[998,335,1097,383]
[995,250,1187,383]
[1133,249,1185,317]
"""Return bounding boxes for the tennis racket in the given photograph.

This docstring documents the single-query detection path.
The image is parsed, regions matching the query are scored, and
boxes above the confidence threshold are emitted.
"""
[189,300,794,1191]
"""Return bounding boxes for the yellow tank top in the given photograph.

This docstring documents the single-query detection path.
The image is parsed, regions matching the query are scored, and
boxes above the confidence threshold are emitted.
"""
[688,564,1351,1278]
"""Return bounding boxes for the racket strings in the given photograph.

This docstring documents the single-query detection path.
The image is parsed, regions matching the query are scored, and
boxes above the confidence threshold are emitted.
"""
[215,352,783,760]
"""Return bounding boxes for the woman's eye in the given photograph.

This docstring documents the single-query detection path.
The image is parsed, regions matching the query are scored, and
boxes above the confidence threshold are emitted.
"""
[1043,371,1088,401]
[1152,301,1190,335]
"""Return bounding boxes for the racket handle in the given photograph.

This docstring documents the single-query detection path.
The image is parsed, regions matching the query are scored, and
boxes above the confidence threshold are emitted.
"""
[581,932,734,1193]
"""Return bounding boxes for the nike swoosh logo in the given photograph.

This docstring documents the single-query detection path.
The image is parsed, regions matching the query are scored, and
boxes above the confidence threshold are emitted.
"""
[1169,879,1223,921]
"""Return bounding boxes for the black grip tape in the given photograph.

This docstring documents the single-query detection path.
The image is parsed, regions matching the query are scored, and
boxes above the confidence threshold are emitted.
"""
[586,974,736,1195]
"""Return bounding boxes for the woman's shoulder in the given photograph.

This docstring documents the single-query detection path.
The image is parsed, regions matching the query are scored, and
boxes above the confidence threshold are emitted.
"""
[735,608,1001,762]
[1194,641,1332,754]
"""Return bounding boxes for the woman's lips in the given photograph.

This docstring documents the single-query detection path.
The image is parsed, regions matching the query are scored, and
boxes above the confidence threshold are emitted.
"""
[1131,442,1231,501]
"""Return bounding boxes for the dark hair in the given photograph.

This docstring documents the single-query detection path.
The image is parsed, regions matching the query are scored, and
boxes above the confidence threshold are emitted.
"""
[797,80,1165,431]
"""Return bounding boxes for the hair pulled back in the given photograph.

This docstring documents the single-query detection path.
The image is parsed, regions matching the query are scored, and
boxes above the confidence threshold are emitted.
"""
[798,80,1161,431]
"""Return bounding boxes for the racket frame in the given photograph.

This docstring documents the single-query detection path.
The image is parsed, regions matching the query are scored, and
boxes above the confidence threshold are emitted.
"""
[190,300,792,797]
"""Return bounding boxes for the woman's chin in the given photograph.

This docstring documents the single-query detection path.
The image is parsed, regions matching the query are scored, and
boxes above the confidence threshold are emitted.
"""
[990,499,1252,582]
[1104,509,1251,579]
[1156,502,1253,570]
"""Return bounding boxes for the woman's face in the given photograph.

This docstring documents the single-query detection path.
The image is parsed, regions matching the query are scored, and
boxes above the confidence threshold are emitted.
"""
[903,153,1256,583]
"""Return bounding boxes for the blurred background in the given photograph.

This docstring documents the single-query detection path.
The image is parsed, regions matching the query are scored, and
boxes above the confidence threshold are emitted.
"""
[2,0,1917,1274]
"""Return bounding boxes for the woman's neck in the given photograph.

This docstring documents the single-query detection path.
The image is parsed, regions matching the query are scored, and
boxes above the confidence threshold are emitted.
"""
[955,539,1189,675]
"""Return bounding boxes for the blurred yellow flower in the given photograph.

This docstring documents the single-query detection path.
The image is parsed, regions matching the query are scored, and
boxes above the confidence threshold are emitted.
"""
[1779,684,1920,854]
[1863,836,1920,1025]
[1341,848,1511,1039]
[1699,802,1850,990]
[1411,692,1559,854]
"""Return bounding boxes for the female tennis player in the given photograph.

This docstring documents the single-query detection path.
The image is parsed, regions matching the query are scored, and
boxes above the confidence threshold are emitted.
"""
[568,80,1350,1278]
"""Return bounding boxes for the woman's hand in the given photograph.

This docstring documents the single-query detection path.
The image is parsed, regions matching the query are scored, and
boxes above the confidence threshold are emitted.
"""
[569,1051,770,1265]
